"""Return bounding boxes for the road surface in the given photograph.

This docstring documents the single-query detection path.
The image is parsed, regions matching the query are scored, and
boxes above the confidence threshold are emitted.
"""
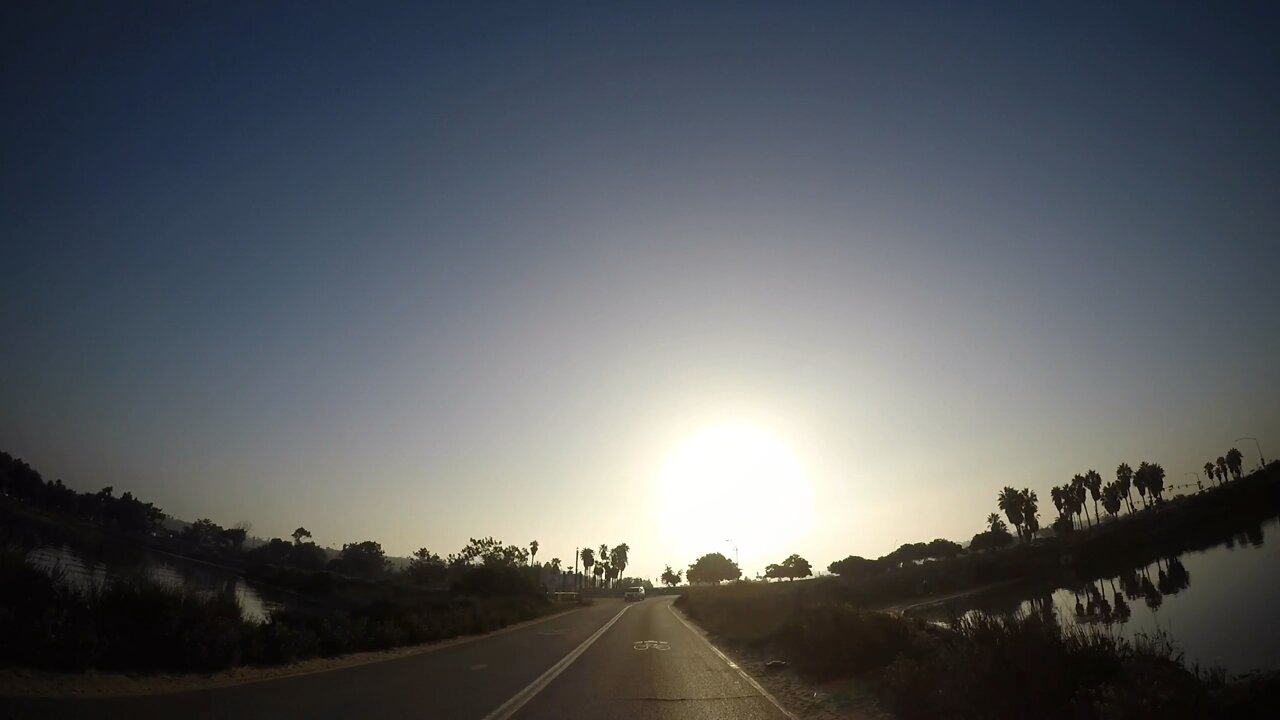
[1,597,793,720]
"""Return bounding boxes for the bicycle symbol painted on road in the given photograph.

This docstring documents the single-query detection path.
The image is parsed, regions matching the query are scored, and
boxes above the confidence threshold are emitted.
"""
[633,640,670,650]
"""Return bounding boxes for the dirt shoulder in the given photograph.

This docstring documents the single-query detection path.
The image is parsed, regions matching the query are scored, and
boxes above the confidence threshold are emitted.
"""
[0,603,585,699]
[671,604,890,720]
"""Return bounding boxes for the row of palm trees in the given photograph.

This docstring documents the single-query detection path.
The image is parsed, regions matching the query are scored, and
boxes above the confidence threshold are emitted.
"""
[996,445,1253,541]
[1048,462,1165,531]
[1203,448,1245,486]
[577,542,631,589]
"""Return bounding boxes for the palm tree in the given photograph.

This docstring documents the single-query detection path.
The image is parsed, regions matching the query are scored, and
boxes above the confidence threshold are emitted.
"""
[1071,474,1091,527]
[1204,461,1217,486]
[1134,462,1150,508]
[529,540,539,566]
[549,557,562,590]
[986,512,1006,534]
[1084,470,1103,524]
[611,543,630,583]
[598,544,609,588]
[1216,457,1228,487]
[1146,462,1165,503]
[1049,486,1070,530]
[1226,448,1244,480]
[1116,463,1135,513]
[1101,482,1122,519]
[580,548,595,589]
[998,487,1026,542]
[1020,488,1040,540]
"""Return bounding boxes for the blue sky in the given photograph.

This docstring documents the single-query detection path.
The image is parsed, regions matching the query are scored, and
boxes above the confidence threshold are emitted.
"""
[3,1,1278,579]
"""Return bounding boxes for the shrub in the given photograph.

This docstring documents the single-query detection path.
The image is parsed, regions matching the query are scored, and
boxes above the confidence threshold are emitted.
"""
[0,552,553,674]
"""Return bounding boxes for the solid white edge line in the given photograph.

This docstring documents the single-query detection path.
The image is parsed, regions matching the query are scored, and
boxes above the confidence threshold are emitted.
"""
[667,600,800,720]
[479,603,632,720]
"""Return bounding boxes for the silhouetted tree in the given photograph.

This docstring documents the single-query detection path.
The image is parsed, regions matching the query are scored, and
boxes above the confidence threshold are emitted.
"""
[660,565,682,587]
[1216,456,1228,487]
[598,544,609,588]
[1050,485,1069,529]
[1134,462,1150,508]
[1116,462,1135,513]
[1084,469,1103,524]
[687,552,740,585]
[406,548,447,585]
[764,554,813,581]
[457,537,528,567]
[828,555,881,577]
[580,548,595,589]
[1021,488,1040,539]
[1204,461,1218,486]
[985,513,1008,535]
[997,487,1025,542]
[529,540,539,566]
[184,518,226,547]
[610,543,630,585]
[334,540,388,577]
[1146,462,1166,503]
[970,526,1014,551]
[1101,482,1122,519]
[1071,474,1092,527]
[1226,448,1243,480]
[222,526,247,552]
[292,527,312,544]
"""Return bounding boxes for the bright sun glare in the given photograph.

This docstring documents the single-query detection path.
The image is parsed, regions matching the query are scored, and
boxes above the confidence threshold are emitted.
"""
[658,423,814,568]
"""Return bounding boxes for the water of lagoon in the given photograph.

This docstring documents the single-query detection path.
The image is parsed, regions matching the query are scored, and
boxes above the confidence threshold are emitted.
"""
[911,515,1280,675]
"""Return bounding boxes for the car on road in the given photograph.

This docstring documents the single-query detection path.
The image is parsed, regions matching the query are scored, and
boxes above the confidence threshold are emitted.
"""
[623,586,646,602]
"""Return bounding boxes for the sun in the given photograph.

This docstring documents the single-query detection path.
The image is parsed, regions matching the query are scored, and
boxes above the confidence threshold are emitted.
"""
[657,423,813,570]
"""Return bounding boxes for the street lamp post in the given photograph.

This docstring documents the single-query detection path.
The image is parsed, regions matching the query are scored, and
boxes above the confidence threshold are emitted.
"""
[1235,437,1266,469]
[724,539,739,578]
[1184,471,1201,494]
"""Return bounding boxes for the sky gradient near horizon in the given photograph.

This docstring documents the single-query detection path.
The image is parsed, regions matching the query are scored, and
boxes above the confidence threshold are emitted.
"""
[3,2,1279,580]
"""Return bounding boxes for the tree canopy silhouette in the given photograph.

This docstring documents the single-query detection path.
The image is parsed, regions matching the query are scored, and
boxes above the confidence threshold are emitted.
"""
[660,565,682,587]
[1226,447,1243,479]
[827,555,880,578]
[334,540,387,577]
[687,552,740,585]
[764,553,813,581]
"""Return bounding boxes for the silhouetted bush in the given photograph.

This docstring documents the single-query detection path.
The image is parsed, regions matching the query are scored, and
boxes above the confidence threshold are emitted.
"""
[879,612,1214,719]
[0,551,551,674]
[677,582,1267,718]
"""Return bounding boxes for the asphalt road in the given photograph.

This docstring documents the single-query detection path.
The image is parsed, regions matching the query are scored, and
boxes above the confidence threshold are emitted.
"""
[1,597,792,720]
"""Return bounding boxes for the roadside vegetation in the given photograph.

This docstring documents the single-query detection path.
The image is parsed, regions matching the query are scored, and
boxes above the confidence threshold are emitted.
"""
[0,548,549,673]
[672,459,1280,717]
[677,581,1279,718]
[0,450,651,675]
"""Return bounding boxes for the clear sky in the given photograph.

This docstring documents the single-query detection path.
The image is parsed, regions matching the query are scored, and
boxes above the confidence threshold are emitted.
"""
[3,1,1278,581]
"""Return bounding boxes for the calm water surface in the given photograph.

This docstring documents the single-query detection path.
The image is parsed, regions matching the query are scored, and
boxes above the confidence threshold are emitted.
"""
[913,515,1280,674]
